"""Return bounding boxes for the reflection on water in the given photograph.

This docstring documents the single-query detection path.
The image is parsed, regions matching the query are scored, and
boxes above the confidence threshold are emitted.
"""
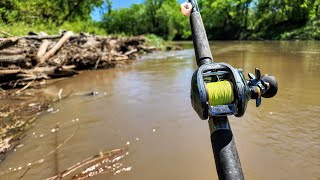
[0,41,319,180]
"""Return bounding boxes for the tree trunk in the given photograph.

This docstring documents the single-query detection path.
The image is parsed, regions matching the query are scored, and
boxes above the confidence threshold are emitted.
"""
[244,2,249,29]
[60,0,85,24]
[107,0,112,15]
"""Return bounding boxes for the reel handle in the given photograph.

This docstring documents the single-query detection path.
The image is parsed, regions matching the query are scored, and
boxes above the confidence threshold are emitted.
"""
[248,68,278,107]
[261,75,278,98]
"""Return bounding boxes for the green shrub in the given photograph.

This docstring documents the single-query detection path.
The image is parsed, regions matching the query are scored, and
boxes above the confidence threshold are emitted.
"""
[145,34,166,49]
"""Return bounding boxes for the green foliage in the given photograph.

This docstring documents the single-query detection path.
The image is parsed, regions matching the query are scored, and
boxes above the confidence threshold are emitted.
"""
[61,20,106,35]
[0,0,319,40]
[102,0,190,40]
[280,19,320,40]
[201,0,251,39]
[0,0,108,36]
[250,0,319,39]
[102,4,147,36]
[0,21,60,36]
[0,0,104,25]
[145,34,166,49]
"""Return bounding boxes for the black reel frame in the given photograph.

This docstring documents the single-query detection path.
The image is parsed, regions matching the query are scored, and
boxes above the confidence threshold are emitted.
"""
[187,0,278,179]
[191,63,277,120]
[191,62,250,119]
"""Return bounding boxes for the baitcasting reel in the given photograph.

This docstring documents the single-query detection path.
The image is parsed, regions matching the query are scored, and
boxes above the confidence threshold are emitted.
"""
[191,62,278,120]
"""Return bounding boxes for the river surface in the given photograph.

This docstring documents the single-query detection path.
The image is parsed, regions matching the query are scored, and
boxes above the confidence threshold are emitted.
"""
[0,41,319,180]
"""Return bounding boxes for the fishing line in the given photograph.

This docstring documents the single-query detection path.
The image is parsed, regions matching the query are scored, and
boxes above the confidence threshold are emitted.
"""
[206,81,234,106]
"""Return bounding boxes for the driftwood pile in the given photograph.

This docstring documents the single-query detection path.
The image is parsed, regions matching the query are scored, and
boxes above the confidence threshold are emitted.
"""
[0,31,156,89]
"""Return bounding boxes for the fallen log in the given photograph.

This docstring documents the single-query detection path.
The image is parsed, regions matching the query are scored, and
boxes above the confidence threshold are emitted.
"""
[36,32,50,63]
[19,65,76,75]
[36,40,50,62]
[0,55,26,64]
[61,65,76,70]
[39,31,74,64]
[19,34,63,40]
[0,49,25,55]
[0,38,18,50]
[124,49,138,56]
[18,33,85,41]
[139,45,157,53]
[0,69,21,75]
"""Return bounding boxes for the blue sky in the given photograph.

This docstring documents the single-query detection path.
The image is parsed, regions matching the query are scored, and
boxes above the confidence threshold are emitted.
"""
[91,0,184,21]
[91,0,144,21]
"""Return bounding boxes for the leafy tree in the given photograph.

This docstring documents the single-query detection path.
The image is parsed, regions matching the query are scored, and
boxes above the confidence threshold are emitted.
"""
[0,0,105,25]
[102,0,190,40]
[103,4,147,35]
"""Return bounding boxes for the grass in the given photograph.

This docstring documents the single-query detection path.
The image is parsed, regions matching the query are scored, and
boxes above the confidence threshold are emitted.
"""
[0,21,107,37]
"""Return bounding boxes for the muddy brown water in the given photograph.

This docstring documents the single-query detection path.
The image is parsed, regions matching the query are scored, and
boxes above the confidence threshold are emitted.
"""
[0,41,319,180]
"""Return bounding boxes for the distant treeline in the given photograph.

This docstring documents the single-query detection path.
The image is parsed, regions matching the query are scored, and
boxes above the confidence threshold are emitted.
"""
[1,0,319,40]
[102,0,320,40]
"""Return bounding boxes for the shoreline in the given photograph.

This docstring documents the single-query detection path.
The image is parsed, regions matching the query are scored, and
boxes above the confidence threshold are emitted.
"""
[0,32,170,158]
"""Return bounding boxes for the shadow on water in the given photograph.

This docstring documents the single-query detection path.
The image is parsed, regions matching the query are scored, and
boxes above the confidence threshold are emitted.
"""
[0,41,319,180]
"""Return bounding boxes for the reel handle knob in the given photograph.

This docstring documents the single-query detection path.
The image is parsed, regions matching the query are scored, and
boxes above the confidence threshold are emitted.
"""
[250,86,262,107]
[261,75,278,98]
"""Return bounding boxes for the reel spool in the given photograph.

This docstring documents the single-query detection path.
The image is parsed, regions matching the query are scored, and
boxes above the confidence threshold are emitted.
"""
[191,62,278,120]
[206,81,234,106]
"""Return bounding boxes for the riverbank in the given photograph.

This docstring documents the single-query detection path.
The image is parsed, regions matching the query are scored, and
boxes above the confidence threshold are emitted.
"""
[0,32,162,89]
[0,32,177,157]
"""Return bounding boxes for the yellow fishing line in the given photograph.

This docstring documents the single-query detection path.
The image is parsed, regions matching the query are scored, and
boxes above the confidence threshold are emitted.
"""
[206,81,234,106]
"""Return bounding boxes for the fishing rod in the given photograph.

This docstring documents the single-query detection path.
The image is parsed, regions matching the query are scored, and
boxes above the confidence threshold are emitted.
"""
[184,0,278,179]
